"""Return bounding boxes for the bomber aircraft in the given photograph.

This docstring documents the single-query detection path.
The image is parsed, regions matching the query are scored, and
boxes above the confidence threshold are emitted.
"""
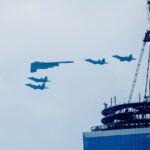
[31,61,74,73]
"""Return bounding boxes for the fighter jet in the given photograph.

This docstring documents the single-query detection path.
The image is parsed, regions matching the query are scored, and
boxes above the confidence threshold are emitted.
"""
[28,76,50,83]
[25,83,48,90]
[112,54,136,62]
[31,61,74,73]
[85,58,109,65]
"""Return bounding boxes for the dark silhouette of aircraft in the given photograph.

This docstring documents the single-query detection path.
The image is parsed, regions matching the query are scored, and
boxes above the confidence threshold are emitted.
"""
[30,61,74,73]
[25,83,48,90]
[112,54,136,62]
[85,58,109,65]
[28,76,50,83]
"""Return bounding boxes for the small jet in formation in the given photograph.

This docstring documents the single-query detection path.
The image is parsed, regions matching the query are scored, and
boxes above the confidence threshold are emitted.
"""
[112,54,136,62]
[85,58,109,65]
[31,61,74,73]
[28,76,50,83]
[25,83,48,90]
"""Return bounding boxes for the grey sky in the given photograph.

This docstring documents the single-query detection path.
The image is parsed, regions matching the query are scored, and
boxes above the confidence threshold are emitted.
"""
[0,0,148,150]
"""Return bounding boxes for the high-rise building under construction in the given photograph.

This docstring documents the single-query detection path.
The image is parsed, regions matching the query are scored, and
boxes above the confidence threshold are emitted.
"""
[83,1,150,150]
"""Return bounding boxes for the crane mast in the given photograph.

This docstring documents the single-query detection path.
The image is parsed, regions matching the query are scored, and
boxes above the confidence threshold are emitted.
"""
[128,43,145,103]
[128,1,150,103]
[144,47,150,100]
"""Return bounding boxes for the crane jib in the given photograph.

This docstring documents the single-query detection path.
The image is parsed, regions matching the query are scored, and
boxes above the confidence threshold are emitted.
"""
[128,42,146,103]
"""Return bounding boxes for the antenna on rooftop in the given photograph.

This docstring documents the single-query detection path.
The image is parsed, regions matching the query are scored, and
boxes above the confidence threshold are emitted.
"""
[111,97,113,107]
[103,102,108,109]
[114,96,116,105]
[139,93,141,102]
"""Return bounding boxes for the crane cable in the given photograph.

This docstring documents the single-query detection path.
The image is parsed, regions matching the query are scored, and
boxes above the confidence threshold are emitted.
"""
[144,47,150,99]
[128,42,146,103]
[128,1,150,103]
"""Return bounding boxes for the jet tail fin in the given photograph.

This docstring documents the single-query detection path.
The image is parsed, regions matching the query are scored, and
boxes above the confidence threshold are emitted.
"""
[101,58,105,63]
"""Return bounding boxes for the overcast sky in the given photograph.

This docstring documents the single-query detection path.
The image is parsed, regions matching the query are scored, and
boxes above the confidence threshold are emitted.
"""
[0,0,148,150]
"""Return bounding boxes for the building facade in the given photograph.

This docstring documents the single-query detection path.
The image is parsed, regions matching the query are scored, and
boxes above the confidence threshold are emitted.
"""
[83,127,150,150]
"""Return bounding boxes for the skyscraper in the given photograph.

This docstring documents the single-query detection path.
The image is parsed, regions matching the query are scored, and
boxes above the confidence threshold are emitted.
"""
[83,1,150,149]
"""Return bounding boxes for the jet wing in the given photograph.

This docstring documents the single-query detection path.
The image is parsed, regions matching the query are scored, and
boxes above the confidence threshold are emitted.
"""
[28,77,40,82]
[85,59,96,64]
[112,55,125,61]
[30,61,74,73]
[25,83,38,89]
[26,83,48,90]
[28,76,50,83]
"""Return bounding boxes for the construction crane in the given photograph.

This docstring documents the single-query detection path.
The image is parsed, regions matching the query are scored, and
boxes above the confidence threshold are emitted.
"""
[144,47,150,101]
[147,0,150,23]
[128,42,145,103]
[128,1,150,103]
[128,32,150,103]
[148,0,150,13]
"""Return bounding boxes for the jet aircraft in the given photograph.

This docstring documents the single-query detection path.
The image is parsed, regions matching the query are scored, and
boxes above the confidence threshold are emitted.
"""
[85,58,109,65]
[25,83,48,90]
[112,54,136,62]
[30,61,74,73]
[28,76,50,83]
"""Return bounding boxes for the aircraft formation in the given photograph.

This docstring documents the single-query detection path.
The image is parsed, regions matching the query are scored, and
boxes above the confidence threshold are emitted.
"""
[26,61,74,90]
[26,54,136,90]
[26,76,49,90]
